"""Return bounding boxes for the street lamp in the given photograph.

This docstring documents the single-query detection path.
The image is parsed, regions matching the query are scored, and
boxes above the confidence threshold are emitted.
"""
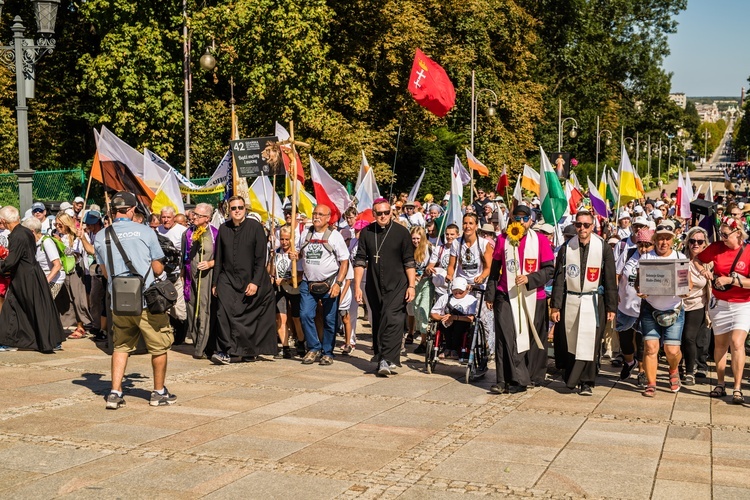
[0,0,61,214]
[469,70,497,204]
[704,129,711,164]
[595,116,612,184]
[557,99,578,152]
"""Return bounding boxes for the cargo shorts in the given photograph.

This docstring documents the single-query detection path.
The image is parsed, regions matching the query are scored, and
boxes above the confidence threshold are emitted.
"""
[112,310,174,355]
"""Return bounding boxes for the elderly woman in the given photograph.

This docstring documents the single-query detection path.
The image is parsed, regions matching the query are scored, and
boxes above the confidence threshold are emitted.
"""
[680,227,711,386]
[636,220,688,397]
[55,212,93,338]
[22,218,65,298]
[695,217,750,404]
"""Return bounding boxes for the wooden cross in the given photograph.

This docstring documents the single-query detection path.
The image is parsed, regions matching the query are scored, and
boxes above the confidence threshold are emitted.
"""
[278,121,310,288]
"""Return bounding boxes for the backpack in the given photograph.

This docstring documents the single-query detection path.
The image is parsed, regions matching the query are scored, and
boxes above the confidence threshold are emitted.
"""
[42,236,76,274]
[299,227,338,260]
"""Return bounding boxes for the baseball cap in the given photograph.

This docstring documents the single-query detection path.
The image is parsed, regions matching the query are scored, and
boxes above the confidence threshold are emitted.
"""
[83,210,102,225]
[73,196,85,204]
[562,224,577,237]
[59,201,73,211]
[607,236,620,244]
[633,205,645,214]
[618,211,631,220]
[110,191,138,209]
[31,202,45,213]
[534,223,554,235]
[451,277,469,292]
[651,209,663,219]
[654,219,675,237]
[404,201,415,207]
[632,216,649,228]
[512,205,532,217]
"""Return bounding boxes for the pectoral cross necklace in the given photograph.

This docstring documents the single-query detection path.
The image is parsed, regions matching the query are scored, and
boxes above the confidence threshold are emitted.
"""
[374,223,392,264]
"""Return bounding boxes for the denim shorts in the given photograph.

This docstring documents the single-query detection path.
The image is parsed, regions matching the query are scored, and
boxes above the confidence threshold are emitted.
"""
[639,300,684,346]
[615,310,640,333]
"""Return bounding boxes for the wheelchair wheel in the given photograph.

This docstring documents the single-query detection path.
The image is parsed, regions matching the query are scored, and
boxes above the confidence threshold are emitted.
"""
[426,337,436,374]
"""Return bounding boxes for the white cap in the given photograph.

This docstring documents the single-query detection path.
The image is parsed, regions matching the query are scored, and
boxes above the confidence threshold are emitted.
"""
[651,209,663,219]
[59,201,73,211]
[247,212,262,223]
[739,202,746,210]
[646,220,656,230]
[633,205,645,214]
[618,211,631,220]
[451,277,469,292]
[531,197,541,206]
[443,194,450,201]
[655,201,665,208]
[73,196,85,204]
[632,216,649,227]
[64,208,75,218]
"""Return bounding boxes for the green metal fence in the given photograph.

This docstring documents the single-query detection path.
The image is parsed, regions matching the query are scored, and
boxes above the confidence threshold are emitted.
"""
[0,169,87,207]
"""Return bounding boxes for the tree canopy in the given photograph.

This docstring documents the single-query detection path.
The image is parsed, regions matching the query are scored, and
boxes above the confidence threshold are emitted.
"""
[0,0,688,197]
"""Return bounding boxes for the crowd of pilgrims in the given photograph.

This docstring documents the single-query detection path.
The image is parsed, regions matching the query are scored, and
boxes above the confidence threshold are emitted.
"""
[1,184,750,403]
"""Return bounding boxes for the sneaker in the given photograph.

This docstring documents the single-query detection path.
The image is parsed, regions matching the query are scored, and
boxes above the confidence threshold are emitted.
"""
[319,355,333,366]
[53,343,63,351]
[579,384,593,396]
[0,345,18,352]
[619,360,637,381]
[211,352,231,365]
[414,344,426,355]
[341,344,353,355]
[684,374,696,386]
[302,350,321,365]
[105,392,125,410]
[273,349,284,359]
[377,359,391,377]
[149,387,177,407]
[637,371,647,389]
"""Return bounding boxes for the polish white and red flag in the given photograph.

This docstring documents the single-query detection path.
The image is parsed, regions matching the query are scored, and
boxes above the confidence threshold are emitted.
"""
[309,155,352,224]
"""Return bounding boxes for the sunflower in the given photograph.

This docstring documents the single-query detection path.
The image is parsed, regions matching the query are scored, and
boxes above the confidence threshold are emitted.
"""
[192,225,207,242]
[506,222,525,246]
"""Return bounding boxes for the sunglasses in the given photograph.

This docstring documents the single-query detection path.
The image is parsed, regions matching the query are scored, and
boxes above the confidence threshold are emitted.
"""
[32,209,44,214]
[655,225,673,231]
[574,222,592,229]
[230,205,245,211]
[513,215,530,222]
[374,210,390,216]
[720,230,736,239]
[688,238,706,245]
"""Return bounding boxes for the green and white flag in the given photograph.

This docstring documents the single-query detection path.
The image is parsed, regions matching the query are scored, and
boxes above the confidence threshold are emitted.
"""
[539,146,567,225]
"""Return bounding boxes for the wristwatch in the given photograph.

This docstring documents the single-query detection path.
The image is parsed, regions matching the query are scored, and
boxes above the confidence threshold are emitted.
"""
[335,280,343,287]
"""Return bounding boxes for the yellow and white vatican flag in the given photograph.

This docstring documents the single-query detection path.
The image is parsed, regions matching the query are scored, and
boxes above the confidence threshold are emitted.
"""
[151,169,185,214]
[250,175,285,225]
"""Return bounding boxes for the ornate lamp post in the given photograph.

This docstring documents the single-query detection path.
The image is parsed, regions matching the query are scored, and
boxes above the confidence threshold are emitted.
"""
[469,70,497,204]
[0,0,61,213]
[557,99,578,152]
[595,116,612,185]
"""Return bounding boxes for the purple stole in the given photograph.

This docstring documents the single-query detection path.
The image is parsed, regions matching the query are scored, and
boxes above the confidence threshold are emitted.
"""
[183,225,219,301]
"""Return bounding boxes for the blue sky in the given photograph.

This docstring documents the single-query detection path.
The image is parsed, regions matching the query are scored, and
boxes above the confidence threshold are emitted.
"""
[663,0,748,97]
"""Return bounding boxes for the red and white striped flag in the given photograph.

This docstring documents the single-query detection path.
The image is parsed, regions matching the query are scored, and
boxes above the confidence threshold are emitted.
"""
[310,155,352,224]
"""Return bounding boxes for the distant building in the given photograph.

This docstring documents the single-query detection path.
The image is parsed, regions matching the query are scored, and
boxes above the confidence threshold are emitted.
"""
[669,93,687,109]
[695,102,720,123]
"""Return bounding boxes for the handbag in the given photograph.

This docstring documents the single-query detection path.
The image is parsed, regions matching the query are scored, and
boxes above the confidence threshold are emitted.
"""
[106,226,178,315]
[308,274,337,295]
[652,307,680,327]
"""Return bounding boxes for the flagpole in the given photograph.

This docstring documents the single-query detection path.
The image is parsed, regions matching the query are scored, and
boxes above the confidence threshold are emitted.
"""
[83,163,95,208]
[230,78,239,208]
[470,70,475,205]
[289,121,299,288]
[388,121,402,201]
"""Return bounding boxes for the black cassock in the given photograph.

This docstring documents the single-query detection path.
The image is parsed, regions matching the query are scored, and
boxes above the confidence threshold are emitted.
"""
[355,221,415,365]
[211,218,276,358]
[0,225,65,352]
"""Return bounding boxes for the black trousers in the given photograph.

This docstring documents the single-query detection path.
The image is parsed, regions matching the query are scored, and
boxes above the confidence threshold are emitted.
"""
[682,308,708,374]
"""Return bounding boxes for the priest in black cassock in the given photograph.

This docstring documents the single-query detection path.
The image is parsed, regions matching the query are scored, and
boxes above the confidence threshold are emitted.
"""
[210,196,277,364]
[354,198,416,377]
[0,206,65,352]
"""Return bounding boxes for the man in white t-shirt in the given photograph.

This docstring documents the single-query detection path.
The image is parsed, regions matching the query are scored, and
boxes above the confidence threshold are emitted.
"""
[400,201,425,228]
[292,204,350,366]
[157,206,188,339]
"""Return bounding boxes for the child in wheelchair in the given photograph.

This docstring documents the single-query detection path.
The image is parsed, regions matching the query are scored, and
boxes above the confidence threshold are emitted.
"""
[429,277,477,361]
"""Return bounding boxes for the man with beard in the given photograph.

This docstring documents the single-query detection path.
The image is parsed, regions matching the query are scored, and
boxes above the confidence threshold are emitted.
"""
[210,196,277,364]
[354,198,416,377]
[551,210,617,395]
[486,205,554,393]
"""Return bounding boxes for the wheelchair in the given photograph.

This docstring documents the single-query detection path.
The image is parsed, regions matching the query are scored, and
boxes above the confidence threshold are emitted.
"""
[424,287,489,383]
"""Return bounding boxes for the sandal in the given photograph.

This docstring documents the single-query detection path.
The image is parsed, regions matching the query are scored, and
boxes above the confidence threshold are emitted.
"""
[643,385,656,398]
[710,385,727,398]
[732,390,744,405]
[67,328,87,340]
[669,370,681,393]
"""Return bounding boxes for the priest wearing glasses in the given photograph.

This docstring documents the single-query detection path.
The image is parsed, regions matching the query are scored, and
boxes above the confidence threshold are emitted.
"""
[354,198,416,377]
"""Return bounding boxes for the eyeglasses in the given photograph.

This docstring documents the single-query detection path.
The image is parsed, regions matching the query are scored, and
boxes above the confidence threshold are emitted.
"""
[194,214,209,219]
[513,215,530,222]
[720,230,736,239]
[229,205,245,211]
[574,222,593,229]
[688,238,706,245]
[374,210,390,216]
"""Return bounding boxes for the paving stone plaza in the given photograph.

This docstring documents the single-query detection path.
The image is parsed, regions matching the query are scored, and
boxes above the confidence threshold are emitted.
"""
[0,321,748,499]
